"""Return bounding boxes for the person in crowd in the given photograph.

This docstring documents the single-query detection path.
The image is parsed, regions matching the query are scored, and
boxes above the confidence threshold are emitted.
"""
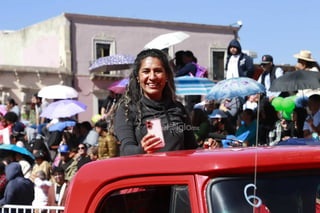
[47,167,68,210]
[5,98,20,119]
[191,108,210,147]
[284,107,308,139]
[59,131,79,152]
[225,39,254,79]
[243,94,259,112]
[266,112,288,146]
[294,50,320,71]
[176,50,201,112]
[236,109,257,146]
[257,55,284,101]
[0,162,7,199]
[30,150,52,182]
[10,121,26,145]
[87,146,99,161]
[56,144,77,181]
[15,152,32,179]
[25,93,48,142]
[170,50,185,74]
[203,99,217,116]
[258,98,280,145]
[219,97,243,127]
[303,94,320,138]
[30,137,52,163]
[32,170,51,207]
[175,50,197,77]
[76,144,91,169]
[207,109,235,140]
[95,120,118,159]
[113,48,198,156]
[268,107,307,145]
[79,121,99,147]
[100,90,119,122]
[0,112,19,144]
[0,162,34,206]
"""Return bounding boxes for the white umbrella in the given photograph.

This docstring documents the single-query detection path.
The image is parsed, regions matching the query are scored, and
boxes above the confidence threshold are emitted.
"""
[144,31,190,50]
[38,84,78,99]
[40,99,86,119]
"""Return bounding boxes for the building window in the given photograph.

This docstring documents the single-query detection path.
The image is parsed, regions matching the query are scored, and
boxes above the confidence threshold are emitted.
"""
[210,49,226,80]
[96,43,111,59]
[93,39,115,74]
[93,38,115,60]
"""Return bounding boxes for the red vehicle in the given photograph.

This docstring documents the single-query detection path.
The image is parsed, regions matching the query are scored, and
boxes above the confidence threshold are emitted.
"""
[64,146,320,213]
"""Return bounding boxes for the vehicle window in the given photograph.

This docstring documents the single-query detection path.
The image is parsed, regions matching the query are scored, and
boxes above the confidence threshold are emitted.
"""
[97,184,191,213]
[207,173,320,213]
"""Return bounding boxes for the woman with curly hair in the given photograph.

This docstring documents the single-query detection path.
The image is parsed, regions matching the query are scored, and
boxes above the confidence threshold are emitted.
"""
[113,49,198,156]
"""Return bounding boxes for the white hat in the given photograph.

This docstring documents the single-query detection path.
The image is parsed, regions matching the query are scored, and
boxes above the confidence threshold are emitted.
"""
[208,109,227,119]
[294,50,316,62]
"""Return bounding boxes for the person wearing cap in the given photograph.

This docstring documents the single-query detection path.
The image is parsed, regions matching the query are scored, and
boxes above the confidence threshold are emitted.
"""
[294,50,320,72]
[257,54,284,101]
[225,39,254,79]
[207,109,235,140]
[56,144,77,181]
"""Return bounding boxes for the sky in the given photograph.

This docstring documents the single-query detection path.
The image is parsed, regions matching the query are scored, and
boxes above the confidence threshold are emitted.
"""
[0,0,319,66]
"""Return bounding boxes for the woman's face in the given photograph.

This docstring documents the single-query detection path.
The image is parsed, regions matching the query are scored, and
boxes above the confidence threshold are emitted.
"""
[295,59,306,70]
[137,57,167,101]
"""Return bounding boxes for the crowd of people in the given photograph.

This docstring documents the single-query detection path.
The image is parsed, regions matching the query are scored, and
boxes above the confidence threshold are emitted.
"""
[0,95,119,208]
[0,38,319,208]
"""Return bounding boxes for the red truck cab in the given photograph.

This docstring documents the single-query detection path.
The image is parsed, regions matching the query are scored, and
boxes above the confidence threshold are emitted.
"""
[64,146,320,212]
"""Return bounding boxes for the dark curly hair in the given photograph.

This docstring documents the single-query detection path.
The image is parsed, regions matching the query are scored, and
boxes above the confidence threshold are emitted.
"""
[112,49,176,125]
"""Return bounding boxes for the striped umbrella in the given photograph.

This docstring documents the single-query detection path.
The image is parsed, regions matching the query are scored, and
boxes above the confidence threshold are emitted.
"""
[174,76,215,95]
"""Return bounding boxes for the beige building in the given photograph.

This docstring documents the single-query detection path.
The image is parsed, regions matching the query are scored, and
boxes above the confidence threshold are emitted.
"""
[0,13,240,122]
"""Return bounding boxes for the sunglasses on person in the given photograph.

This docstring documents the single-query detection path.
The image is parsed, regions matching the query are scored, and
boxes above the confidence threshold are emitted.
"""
[78,146,86,150]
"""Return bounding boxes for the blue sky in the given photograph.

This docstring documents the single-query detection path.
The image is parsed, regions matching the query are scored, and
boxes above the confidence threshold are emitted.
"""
[1,0,319,66]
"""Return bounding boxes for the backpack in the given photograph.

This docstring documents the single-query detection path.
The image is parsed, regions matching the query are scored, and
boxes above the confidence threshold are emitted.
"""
[190,62,208,78]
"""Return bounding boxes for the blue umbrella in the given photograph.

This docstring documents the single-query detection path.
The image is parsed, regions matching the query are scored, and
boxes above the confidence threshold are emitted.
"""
[0,144,35,164]
[206,77,265,100]
[89,54,135,73]
[174,76,215,95]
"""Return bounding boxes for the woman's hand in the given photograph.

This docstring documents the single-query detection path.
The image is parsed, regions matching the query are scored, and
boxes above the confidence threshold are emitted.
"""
[203,138,220,149]
[141,133,164,154]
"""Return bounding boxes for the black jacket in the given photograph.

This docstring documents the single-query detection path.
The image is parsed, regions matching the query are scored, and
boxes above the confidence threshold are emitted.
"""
[0,162,34,206]
[114,96,198,156]
[225,39,255,78]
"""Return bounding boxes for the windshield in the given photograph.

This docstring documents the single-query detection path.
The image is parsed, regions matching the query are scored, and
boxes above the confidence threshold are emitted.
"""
[207,172,320,213]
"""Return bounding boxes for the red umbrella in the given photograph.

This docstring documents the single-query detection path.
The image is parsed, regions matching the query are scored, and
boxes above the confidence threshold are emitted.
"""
[107,78,129,94]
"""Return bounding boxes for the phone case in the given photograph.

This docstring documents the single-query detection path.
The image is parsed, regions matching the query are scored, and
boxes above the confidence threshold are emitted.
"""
[146,118,165,149]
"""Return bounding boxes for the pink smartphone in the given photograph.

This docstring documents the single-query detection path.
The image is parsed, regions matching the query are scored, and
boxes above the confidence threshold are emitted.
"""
[146,118,165,149]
